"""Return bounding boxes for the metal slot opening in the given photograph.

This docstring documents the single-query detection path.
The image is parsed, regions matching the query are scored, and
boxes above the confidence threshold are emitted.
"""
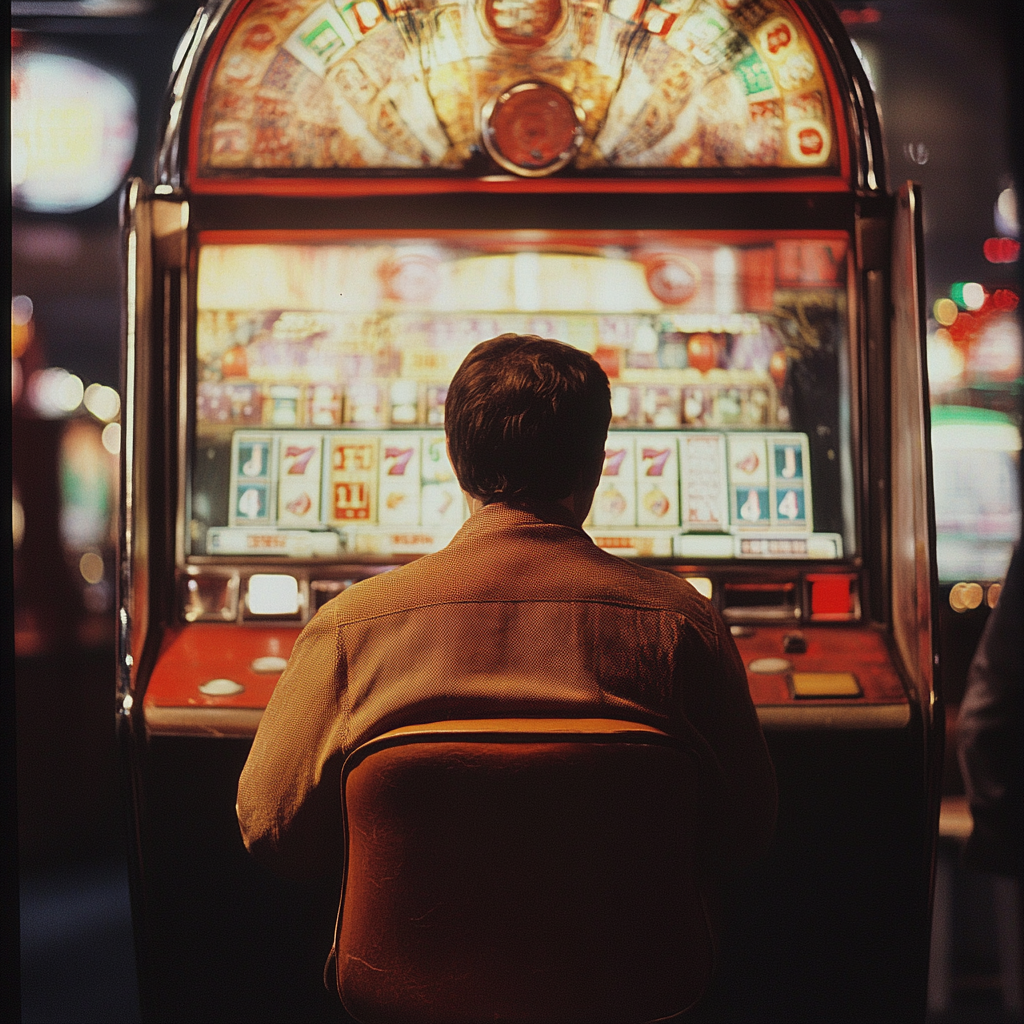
[722,582,799,622]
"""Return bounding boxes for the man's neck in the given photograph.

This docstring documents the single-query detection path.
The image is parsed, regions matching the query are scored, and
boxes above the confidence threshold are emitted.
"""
[464,491,594,527]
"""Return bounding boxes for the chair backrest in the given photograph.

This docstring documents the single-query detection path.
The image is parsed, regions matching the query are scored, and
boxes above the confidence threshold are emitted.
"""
[334,718,716,1024]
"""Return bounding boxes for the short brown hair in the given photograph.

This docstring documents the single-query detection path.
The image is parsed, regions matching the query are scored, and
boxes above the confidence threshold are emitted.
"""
[445,334,611,504]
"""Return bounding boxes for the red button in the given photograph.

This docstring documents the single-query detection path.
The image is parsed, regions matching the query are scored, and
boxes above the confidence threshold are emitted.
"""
[810,576,852,616]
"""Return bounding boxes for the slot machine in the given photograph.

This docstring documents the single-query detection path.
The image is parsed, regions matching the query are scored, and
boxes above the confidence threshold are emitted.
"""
[119,0,940,1020]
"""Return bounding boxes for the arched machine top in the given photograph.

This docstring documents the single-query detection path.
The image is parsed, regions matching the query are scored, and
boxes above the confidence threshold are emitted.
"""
[160,0,883,194]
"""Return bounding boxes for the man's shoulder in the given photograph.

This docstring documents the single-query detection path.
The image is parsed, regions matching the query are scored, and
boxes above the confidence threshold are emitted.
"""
[591,552,719,617]
[321,547,456,623]
[321,522,717,626]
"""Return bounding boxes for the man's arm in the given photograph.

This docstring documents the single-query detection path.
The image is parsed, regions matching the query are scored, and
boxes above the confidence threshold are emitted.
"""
[678,602,778,868]
[236,606,350,879]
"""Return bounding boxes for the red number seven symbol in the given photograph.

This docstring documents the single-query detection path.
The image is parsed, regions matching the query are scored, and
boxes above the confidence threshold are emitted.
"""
[603,449,627,476]
[641,448,671,477]
[284,446,316,474]
[385,447,415,476]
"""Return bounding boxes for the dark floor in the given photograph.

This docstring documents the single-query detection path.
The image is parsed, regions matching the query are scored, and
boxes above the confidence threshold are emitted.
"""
[20,860,140,1024]
[18,847,1023,1024]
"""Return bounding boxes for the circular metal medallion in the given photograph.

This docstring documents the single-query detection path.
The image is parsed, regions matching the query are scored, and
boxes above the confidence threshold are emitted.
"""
[482,82,583,177]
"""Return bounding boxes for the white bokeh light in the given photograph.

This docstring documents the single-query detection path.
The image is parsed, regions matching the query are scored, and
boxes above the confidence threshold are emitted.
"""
[28,367,85,417]
[11,51,138,213]
[101,421,122,455]
[84,382,121,422]
[961,282,986,311]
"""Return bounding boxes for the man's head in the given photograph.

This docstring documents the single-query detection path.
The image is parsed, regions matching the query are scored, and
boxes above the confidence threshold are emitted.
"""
[445,334,611,510]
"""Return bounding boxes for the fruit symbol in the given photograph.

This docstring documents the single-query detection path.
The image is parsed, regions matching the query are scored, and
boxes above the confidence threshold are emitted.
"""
[687,333,716,374]
[599,486,627,518]
[286,492,312,516]
[643,488,670,518]
[386,492,407,510]
[736,450,760,475]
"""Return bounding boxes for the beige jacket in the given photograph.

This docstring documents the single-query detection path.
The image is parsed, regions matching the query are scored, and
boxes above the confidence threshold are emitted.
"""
[237,502,777,878]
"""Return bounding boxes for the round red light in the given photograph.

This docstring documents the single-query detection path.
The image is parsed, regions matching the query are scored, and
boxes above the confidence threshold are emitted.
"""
[983,237,1020,263]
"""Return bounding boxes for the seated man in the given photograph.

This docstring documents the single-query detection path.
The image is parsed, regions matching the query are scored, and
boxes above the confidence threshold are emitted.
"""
[237,334,777,879]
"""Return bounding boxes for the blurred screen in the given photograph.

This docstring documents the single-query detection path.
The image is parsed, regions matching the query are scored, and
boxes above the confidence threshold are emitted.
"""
[190,231,854,562]
[931,406,1021,582]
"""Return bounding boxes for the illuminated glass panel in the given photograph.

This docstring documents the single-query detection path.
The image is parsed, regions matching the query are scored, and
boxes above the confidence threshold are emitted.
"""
[189,231,854,562]
[195,0,838,177]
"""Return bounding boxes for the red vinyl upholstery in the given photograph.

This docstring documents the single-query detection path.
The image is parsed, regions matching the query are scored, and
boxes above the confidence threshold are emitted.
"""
[334,719,716,1024]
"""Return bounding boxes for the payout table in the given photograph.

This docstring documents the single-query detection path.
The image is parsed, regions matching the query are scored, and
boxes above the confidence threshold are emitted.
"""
[120,1,941,1019]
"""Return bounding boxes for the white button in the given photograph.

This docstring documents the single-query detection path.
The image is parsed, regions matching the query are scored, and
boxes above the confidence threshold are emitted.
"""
[250,656,288,674]
[748,657,792,675]
[247,574,300,615]
[199,678,245,696]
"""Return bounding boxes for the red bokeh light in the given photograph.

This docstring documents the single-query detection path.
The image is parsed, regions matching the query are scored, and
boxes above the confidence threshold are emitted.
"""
[947,312,974,347]
[991,289,1020,311]
[983,237,1020,263]
[839,8,882,26]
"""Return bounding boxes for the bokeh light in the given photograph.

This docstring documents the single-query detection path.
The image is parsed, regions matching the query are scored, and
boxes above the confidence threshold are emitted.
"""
[13,491,25,550]
[28,367,85,417]
[995,186,1018,236]
[961,282,986,311]
[79,551,105,585]
[927,328,966,390]
[12,295,34,358]
[84,383,121,422]
[101,421,122,456]
[11,51,138,213]
[933,298,958,326]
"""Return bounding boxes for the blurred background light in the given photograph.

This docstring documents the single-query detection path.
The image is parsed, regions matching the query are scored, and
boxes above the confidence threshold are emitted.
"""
[83,382,121,422]
[79,551,105,586]
[11,51,138,213]
[12,294,35,358]
[28,367,85,417]
[983,237,1020,263]
[961,282,986,310]
[13,490,25,551]
[967,315,1023,380]
[933,297,959,326]
[994,186,1018,237]
[12,294,34,327]
[101,421,122,456]
[927,328,967,391]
